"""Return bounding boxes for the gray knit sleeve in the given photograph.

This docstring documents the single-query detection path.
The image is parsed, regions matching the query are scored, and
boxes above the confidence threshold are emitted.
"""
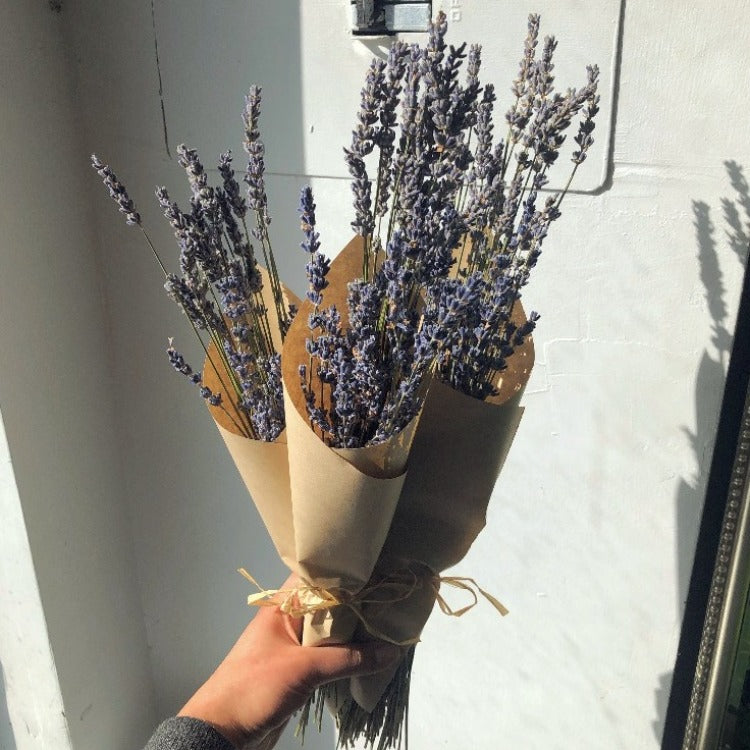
[144,716,236,750]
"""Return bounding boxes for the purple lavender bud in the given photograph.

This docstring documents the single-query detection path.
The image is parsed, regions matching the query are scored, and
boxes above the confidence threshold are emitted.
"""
[298,186,320,255]
[531,35,558,106]
[513,310,540,345]
[572,65,600,165]
[155,186,190,236]
[345,151,375,237]
[218,150,247,218]
[243,85,269,215]
[167,344,193,376]
[512,14,539,99]
[167,343,205,388]
[465,44,482,102]
[427,11,448,66]
[352,58,386,158]
[91,155,141,226]
[164,274,206,328]
[176,144,208,195]
[305,253,330,305]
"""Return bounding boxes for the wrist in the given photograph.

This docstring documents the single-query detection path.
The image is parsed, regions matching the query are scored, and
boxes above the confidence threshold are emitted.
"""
[178,695,245,749]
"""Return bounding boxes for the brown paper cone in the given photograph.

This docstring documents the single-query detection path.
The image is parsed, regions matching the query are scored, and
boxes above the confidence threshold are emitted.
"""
[349,301,535,709]
[283,385,410,587]
[281,236,421,645]
[349,565,437,710]
[203,268,301,569]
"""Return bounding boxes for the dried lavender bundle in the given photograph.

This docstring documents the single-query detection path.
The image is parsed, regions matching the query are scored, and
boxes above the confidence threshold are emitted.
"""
[301,10,599,448]
[92,89,292,441]
[93,13,598,749]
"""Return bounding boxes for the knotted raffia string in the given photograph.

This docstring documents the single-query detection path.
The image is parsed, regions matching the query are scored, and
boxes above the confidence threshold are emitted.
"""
[237,566,508,646]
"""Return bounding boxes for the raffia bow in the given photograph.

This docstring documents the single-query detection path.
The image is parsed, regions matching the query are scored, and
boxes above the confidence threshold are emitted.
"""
[238,566,507,646]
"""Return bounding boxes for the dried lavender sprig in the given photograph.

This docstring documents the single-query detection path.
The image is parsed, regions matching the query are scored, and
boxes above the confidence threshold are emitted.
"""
[166,341,252,436]
[167,342,202,384]
[176,144,208,195]
[93,150,279,441]
[242,85,268,214]
[347,58,387,279]
[218,149,247,219]
[486,66,597,274]
[298,187,330,306]
[569,65,601,168]
[504,14,540,173]
[155,186,189,236]
[242,85,288,336]
[90,154,168,277]
[463,43,483,123]
[91,154,142,226]
[298,186,320,255]
[532,35,558,107]
[373,42,409,225]
[512,13,540,99]
[159,171,273,364]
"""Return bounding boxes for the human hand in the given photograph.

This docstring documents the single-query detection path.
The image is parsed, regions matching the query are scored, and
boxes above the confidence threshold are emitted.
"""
[178,575,401,750]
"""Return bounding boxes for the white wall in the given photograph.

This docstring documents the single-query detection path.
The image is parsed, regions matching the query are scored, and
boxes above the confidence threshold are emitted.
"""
[2,0,750,748]
[0,3,156,749]
[0,414,71,750]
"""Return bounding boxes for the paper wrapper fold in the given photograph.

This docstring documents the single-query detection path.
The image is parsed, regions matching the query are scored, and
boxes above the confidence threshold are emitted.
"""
[204,268,299,568]
[281,236,421,646]
[349,301,534,710]
[204,248,535,714]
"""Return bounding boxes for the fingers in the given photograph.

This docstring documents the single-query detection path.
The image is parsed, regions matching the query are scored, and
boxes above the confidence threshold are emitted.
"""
[284,610,304,643]
[276,573,304,642]
[252,572,303,635]
[304,642,402,687]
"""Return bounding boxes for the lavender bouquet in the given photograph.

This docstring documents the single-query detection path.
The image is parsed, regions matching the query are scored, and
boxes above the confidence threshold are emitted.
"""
[93,11,598,749]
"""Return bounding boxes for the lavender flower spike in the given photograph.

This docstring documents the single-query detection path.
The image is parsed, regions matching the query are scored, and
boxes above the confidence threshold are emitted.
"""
[572,65,601,165]
[298,186,320,255]
[90,155,141,226]
[175,144,208,195]
[243,85,268,214]
[166,340,202,384]
[217,149,247,218]
[298,186,329,305]
[167,340,221,407]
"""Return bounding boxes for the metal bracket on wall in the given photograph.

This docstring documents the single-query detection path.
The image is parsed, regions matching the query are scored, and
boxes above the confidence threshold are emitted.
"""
[351,1,431,35]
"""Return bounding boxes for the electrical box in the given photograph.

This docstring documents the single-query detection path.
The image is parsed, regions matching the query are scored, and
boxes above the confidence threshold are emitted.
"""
[351,1,432,35]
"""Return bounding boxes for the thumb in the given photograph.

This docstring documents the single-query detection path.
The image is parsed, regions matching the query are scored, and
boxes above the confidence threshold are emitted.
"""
[305,642,402,686]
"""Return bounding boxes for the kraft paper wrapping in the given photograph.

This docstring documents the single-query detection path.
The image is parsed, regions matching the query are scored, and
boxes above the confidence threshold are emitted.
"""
[281,236,419,645]
[202,246,535,715]
[349,302,535,711]
[204,268,300,568]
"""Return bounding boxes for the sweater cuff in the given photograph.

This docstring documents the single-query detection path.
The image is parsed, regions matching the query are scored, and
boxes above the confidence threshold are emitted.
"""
[144,716,236,750]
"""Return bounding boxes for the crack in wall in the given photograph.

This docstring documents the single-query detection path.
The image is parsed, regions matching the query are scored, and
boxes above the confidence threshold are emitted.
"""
[151,0,170,158]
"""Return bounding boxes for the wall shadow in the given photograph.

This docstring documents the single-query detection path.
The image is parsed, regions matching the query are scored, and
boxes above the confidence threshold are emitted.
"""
[660,161,750,747]
[67,3,335,749]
